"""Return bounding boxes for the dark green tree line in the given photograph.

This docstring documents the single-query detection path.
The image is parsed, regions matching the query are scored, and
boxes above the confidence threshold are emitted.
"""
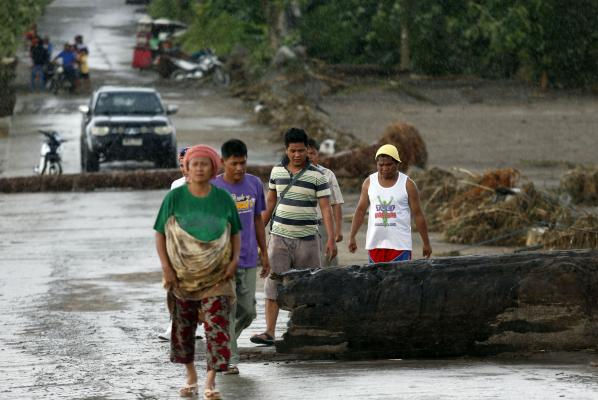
[148,0,598,87]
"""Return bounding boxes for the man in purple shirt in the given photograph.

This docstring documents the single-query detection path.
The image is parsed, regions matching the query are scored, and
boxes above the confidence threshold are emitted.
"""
[212,139,270,374]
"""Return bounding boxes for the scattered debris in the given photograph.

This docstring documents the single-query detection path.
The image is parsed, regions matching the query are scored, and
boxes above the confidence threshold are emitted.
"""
[410,167,459,230]
[542,213,598,250]
[526,227,548,247]
[319,139,335,156]
[379,122,428,170]
[559,166,598,205]
[231,60,360,151]
[320,121,428,178]
[412,167,596,249]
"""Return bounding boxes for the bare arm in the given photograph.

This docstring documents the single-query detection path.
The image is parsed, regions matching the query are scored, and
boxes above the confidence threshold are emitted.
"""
[254,213,270,278]
[348,178,370,253]
[318,196,338,260]
[407,178,432,258]
[332,203,343,242]
[224,232,241,280]
[155,232,177,289]
[261,189,277,227]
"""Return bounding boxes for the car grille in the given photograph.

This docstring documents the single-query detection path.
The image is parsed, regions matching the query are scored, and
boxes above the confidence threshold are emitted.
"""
[105,123,167,135]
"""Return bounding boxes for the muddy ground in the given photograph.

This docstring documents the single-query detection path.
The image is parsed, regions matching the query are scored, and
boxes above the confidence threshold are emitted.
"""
[320,78,598,189]
[2,189,597,400]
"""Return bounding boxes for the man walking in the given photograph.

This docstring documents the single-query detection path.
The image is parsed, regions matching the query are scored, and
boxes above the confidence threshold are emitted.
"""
[53,43,77,92]
[251,128,337,346]
[212,139,270,373]
[348,144,432,262]
[307,138,344,266]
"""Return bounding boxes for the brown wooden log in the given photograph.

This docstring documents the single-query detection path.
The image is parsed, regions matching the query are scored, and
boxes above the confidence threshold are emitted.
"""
[320,121,428,177]
[275,250,598,359]
[0,165,273,193]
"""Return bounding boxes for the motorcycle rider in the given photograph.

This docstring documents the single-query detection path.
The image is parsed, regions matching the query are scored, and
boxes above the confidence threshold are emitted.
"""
[53,43,77,92]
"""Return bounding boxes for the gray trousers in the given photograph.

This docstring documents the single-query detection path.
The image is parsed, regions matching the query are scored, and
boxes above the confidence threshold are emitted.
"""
[228,267,257,364]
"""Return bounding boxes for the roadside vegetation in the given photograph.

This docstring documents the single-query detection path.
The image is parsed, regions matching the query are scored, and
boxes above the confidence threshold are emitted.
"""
[0,0,51,117]
[148,0,598,88]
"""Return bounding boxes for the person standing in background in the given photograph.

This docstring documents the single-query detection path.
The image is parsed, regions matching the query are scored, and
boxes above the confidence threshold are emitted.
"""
[212,139,270,374]
[43,36,53,58]
[306,138,344,266]
[158,146,190,341]
[77,48,90,92]
[30,38,48,91]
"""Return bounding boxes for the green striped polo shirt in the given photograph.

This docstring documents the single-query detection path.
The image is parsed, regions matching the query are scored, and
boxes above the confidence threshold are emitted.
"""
[269,161,330,239]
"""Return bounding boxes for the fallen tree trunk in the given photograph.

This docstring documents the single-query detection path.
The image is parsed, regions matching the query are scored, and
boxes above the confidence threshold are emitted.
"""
[275,250,598,358]
[0,165,273,193]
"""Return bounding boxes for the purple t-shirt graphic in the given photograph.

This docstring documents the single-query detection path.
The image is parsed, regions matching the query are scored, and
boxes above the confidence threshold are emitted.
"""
[212,173,265,269]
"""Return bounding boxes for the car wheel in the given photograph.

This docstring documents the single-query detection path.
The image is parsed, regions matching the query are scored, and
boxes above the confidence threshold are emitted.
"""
[83,146,100,172]
[172,70,186,82]
[212,67,230,87]
[48,163,60,175]
[80,139,86,171]
[51,79,60,95]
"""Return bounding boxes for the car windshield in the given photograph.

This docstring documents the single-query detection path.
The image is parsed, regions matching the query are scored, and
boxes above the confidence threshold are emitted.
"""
[94,92,164,115]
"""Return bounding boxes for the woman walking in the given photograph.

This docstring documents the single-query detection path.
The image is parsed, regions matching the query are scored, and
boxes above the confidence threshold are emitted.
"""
[154,145,241,399]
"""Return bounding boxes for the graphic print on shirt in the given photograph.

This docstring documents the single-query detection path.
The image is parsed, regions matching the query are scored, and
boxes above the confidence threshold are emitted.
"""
[375,196,396,227]
[231,193,255,215]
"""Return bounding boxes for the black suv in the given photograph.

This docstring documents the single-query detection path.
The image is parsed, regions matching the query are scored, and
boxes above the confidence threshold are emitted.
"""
[79,86,178,172]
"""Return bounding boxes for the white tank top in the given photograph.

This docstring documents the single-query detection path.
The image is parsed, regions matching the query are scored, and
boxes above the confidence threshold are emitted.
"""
[365,172,412,250]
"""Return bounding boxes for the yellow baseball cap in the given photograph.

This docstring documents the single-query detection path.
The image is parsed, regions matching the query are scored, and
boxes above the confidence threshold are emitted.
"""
[375,144,401,162]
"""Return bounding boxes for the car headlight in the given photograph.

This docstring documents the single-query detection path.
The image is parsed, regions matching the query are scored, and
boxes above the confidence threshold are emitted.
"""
[154,125,174,135]
[91,126,110,136]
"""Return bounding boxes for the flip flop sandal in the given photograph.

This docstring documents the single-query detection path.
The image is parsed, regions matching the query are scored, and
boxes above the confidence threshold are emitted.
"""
[179,383,199,398]
[203,388,222,400]
[249,332,274,346]
[223,365,239,375]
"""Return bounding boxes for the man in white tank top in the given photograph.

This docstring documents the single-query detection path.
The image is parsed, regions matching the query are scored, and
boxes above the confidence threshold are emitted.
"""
[348,144,432,263]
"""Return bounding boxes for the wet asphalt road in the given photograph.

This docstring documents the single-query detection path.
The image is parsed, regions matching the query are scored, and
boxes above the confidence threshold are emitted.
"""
[2,0,281,178]
[1,0,598,399]
[2,190,598,400]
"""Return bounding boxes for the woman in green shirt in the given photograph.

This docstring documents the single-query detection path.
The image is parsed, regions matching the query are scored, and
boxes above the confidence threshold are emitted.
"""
[154,145,241,399]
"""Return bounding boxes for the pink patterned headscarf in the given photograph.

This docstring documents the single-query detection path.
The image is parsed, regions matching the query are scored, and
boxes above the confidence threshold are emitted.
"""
[183,144,221,178]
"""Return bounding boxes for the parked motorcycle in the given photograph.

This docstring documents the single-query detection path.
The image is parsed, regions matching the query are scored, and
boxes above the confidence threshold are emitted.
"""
[168,50,230,86]
[34,130,66,175]
[47,61,75,94]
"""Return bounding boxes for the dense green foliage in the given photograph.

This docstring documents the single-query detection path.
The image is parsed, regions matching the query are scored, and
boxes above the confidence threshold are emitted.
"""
[0,0,50,116]
[300,0,402,65]
[300,0,598,86]
[181,1,267,56]
[148,0,598,87]
[0,0,50,58]
[148,0,194,23]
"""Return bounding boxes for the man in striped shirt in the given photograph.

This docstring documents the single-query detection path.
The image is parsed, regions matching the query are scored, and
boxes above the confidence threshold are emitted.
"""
[250,128,337,346]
